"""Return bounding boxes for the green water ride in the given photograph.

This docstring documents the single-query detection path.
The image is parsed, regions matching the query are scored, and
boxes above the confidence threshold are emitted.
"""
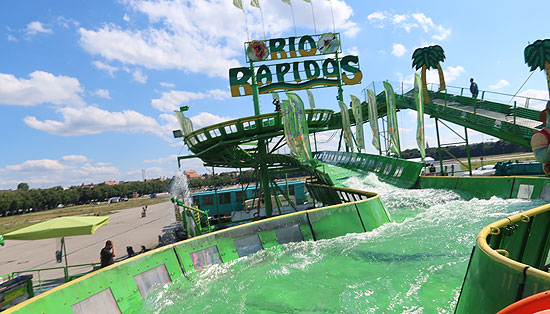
[6,30,550,314]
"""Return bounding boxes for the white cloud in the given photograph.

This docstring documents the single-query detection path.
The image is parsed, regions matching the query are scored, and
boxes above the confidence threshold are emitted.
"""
[151,89,230,112]
[144,155,178,164]
[25,21,53,36]
[391,43,406,57]
[93,61,119,77]
[123,14,130,22]
[0,71,85,107]
[347,46,359,55]
[516,89,549,110]
[7,34,17,42]
[6,159,65,173]
[132,69,148,84]
[56,16,80,28]
[23,105,168,137]
[397,65,466,91]
[78,0,360,77]
[0,155,122,189]
[160,82,175,88]
[190,112,232,129]
[61,155,88,164]
[92,89,111,99]
[489,79,510,90]
[367,11,451,40]
[425,65,465,85]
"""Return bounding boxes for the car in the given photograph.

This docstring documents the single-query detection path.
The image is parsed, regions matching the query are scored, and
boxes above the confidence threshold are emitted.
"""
[121,197,129,202]
[108,197,121,203]
[471,164,496,176]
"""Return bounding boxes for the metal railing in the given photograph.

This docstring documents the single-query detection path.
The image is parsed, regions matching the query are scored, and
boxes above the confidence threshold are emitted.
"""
[183,109,334,150]
[10,262,100,293]
[426,83,549,109]
[306,183,376,206]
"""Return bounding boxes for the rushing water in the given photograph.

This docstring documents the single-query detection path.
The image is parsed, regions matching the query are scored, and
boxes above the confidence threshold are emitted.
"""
[170,168,192,207]
[138,174,546,314]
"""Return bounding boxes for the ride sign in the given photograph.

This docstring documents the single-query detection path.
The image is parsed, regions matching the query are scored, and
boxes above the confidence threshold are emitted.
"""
[229,33,362,97]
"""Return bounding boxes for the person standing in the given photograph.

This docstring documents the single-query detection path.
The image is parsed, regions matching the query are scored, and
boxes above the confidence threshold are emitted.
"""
[100,240,116,268]
[470,78,479,99]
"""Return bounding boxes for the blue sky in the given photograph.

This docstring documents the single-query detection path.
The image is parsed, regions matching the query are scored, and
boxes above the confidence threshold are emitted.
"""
[0,0,548,189]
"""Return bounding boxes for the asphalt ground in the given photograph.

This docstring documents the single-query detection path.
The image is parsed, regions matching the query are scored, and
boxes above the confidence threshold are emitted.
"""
[0,201,177,285]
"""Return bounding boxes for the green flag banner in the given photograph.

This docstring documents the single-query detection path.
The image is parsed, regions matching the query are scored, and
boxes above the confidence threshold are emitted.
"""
[233,0,243,10]
[174,110,185,134]
[338,101,354,151]
[250,0,260,8]
[286,92,312,160]
[367,89,381,152]
[183,117,194,135]
[174,111,194,136]
[383,81,401,157]
[350,94,365,150]
[414,73,426,160]
[306,89,316,109]
[281,99,298,156]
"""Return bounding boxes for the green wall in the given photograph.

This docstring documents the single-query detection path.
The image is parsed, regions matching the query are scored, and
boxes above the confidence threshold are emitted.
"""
[7,189,389,314]
[314,151,423,188]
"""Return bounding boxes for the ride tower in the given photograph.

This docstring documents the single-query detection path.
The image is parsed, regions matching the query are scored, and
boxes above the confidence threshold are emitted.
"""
[175,32,362,217]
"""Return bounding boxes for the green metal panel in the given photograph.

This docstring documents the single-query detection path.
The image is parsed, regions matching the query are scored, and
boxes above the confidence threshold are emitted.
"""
[511,177,550,199]
[355,196,390,231]
[314,151,422,189]
[418,176,458,190]
[9,188,389,313]
[521,269,550,299]
[522,212,550,268]
[498,220,530,262]
[455,177,515,199]
[8,247,183,314]
[455,248,524,314]
[307,203,365,240]
[258,230,280,250]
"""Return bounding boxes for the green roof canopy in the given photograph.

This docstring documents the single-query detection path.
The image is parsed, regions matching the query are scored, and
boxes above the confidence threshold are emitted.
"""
[2,216,109,241]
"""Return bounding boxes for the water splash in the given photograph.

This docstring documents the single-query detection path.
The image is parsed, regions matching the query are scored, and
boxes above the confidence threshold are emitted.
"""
[169,168,192,207]
[140,173,546,313]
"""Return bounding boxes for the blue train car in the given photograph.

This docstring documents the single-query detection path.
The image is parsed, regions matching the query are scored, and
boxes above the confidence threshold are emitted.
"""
[191,181,305,215]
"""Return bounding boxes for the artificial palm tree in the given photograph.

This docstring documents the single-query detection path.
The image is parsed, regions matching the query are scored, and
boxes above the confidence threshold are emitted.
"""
[524,39,550,98]
[412,45,446,103]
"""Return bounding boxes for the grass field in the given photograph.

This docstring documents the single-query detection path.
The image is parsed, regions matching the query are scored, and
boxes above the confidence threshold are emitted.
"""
[0,195,170,235]
[455,152,536,171]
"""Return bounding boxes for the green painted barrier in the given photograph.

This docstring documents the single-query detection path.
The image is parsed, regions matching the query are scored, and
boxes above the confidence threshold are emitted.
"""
[420,176,515,200]
[6,185,389,314]
[510,177,550,200]
[455,177,515,199]
[314,151,423,188]
[418,176,458,190]
[307,203,365,240]
[455,204,550,314]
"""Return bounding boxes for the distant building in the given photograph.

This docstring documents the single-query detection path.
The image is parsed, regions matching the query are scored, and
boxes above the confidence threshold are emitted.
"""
[184,170,201,179]
[104,181,119,185]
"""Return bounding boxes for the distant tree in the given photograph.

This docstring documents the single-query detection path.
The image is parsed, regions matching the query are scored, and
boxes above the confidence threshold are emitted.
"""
[17,183,29,191]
